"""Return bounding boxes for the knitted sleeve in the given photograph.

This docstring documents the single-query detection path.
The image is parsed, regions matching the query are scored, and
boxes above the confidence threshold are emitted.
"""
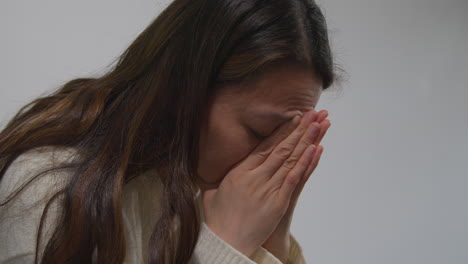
[192,221,282,264]
[192,222,308,264]
[287,233,307,264]
[249,233,307,264]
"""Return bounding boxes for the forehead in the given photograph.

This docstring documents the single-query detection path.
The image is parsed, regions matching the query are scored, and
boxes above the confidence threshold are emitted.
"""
[244,63,322,114]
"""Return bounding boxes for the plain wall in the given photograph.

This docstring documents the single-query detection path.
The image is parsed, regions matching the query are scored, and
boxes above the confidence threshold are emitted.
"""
[1,0,467,263]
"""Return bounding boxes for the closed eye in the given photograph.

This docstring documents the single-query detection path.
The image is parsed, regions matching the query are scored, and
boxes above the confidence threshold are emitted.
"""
[249,127,269,140]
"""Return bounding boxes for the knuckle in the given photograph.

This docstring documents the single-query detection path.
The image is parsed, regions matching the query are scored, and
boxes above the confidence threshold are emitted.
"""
[305,133,317,145]
[286,173,301,186]
[256,148,272,159]
[282,156,300,170]
[269,179,283,194]
[254,141,275,157]
[274,143,294,159]
[299,124,309,133]
[295,123,308,135]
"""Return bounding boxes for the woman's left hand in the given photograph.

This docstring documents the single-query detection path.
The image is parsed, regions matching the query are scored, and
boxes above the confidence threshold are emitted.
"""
[261,109,331,263]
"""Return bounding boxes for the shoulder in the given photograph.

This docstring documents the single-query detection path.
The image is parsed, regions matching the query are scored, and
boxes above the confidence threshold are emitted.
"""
[3,145,80,177]
[0,145,81,209]
[0,146,81,263]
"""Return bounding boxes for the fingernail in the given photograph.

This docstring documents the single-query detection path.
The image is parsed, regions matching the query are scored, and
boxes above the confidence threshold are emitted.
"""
[305,111,317,123]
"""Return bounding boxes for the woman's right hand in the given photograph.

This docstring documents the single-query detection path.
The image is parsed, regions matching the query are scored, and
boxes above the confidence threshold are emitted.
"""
[202,110,320,257]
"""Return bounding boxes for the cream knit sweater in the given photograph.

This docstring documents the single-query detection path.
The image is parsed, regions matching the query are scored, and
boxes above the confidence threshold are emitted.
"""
[0,146,307,263]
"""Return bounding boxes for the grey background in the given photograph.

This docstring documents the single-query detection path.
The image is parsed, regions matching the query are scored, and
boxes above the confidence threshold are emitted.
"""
[1,0,467,263]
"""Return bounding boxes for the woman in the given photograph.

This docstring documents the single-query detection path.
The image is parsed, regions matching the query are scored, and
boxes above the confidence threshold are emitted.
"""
[0,0,340,263]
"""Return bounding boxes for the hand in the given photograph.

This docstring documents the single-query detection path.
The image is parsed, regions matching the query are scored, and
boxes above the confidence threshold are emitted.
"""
[261,109,332,263]
[202,112,320,257]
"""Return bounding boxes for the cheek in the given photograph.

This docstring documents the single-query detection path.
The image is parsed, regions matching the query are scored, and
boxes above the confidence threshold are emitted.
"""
[197,121,255,183]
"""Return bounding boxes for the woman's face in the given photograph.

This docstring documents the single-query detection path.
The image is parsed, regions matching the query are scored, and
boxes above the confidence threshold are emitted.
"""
[197,63,323,190]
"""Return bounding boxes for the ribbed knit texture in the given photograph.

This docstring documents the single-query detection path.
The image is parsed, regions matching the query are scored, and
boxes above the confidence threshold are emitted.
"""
[0,146,307,263]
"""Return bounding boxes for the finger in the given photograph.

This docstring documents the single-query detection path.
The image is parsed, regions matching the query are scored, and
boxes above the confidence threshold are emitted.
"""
[291,145,323,206]
[265,110,328,186]
[252,110,318,177]
[314,119,331,146]
[268,121,321,186]
[241,110,317,171]
[239,114,303,171]
[311,109,328,144]
[282,144,319,211]
[278,144,317,206]
[287,145,324,210]
[316,110,329,123]
[312,109,329,143]
[303,145,324,185]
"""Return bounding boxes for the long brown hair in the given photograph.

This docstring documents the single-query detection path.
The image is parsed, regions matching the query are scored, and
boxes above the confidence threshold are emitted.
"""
[0,0,342,263]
